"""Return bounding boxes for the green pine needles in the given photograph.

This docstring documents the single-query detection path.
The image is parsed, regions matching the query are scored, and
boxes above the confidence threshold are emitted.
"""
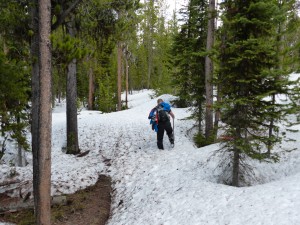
[218,0,298,186]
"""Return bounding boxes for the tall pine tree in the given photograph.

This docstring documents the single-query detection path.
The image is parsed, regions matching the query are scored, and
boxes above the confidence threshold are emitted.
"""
[171,0,208,146]
[219,0,294,186]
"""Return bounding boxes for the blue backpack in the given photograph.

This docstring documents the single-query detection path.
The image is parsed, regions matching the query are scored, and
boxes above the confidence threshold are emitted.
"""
[148,102,171,132]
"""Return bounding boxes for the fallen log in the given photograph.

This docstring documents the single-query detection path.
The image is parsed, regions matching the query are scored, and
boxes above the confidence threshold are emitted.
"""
[0,195,67,213]
[0,180,20,187]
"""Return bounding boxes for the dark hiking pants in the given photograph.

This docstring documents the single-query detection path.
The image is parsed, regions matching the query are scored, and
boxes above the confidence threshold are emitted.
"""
[157,120,173,150]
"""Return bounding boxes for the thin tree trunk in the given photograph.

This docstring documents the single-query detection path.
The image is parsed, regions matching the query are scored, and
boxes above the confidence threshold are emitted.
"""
[267,94,276,156]
[147,0,154,89]
[129,69,133,94]
[214,82,221,131]
[205,0,215,140]
[147,47,152,89]
[30,0,41,222]
[232,147,240,187]
[17,143,23,167]
[215,30,225,132]
[17,115,24,167]
[57,66,62,103]
[125,48,129,109]
[32,0,52,223]
[88,67,95,110]
[66,19,79,154]
[30,0,39,181]
[147,34,153,89]
[117,41,122,111]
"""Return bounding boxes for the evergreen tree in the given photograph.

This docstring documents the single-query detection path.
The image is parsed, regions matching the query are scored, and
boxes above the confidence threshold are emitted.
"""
[0,50,30,161]
[171,0,208,146]
[0,1,31,162]
[218,0,295,186]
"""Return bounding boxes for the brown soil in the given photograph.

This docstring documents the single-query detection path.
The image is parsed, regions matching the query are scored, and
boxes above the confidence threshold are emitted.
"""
[0,175,112,225]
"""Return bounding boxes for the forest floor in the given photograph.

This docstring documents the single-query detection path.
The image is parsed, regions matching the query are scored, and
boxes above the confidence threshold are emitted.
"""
[0,175,112,225]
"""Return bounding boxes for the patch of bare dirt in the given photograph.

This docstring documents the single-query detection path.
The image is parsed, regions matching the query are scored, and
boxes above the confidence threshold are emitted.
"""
[0,175,112,225]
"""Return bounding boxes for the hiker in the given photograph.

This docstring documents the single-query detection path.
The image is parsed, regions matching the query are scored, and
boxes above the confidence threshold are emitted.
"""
[148,98,175,150]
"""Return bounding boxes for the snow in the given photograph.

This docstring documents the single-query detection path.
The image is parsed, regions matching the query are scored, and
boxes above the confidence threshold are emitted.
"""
[1,89,300,225]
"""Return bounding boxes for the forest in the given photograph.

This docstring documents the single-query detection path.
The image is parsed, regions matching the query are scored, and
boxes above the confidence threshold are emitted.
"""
[1,0,300,224]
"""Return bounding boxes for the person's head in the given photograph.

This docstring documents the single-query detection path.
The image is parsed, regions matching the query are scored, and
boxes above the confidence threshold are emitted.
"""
[157,98,163,105]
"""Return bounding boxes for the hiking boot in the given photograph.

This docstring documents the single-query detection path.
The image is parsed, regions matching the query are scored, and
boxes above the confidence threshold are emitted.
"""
[169,137,174,145]
[157,141,164,150]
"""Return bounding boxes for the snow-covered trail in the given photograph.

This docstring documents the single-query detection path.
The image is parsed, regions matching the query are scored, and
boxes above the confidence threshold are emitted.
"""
[1,90,300,225]
[49,91,197,196]
[95,91,300,225]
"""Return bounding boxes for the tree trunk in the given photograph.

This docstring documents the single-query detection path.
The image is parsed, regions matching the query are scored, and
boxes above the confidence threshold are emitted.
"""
[88,67,95,110]
[32,0,53,224]
[117,41,122,111]
[146,0,154,89]
[232,147,240,187]
[214,82,221,131]
[17,143,23,167]
[205,0,215,140]
[215,31,226,132]
[147,33,153,90]
[66,18,79,154]
[16,116,24,167]
[30,0,39,183]
[267,94,276,156]
[147,46,152,89]
[30,0,41,222]
[125,49,129,109]
[57,65,62,103]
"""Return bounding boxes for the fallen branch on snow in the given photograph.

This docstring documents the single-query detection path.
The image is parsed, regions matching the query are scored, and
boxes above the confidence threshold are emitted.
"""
[0,195,67,213]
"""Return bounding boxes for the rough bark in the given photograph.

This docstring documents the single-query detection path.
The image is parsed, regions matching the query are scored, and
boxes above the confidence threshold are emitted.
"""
[205,0,215,139]
[30,0,40,200]
[32,0,53,224]
[66,18,79,154]
[29,0,41,222]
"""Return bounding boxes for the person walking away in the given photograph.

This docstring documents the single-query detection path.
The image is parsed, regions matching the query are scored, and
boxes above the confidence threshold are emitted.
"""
[149,98,175,150]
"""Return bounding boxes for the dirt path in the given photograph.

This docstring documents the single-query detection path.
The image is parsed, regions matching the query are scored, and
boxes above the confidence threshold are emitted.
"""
[0,175,112,225]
